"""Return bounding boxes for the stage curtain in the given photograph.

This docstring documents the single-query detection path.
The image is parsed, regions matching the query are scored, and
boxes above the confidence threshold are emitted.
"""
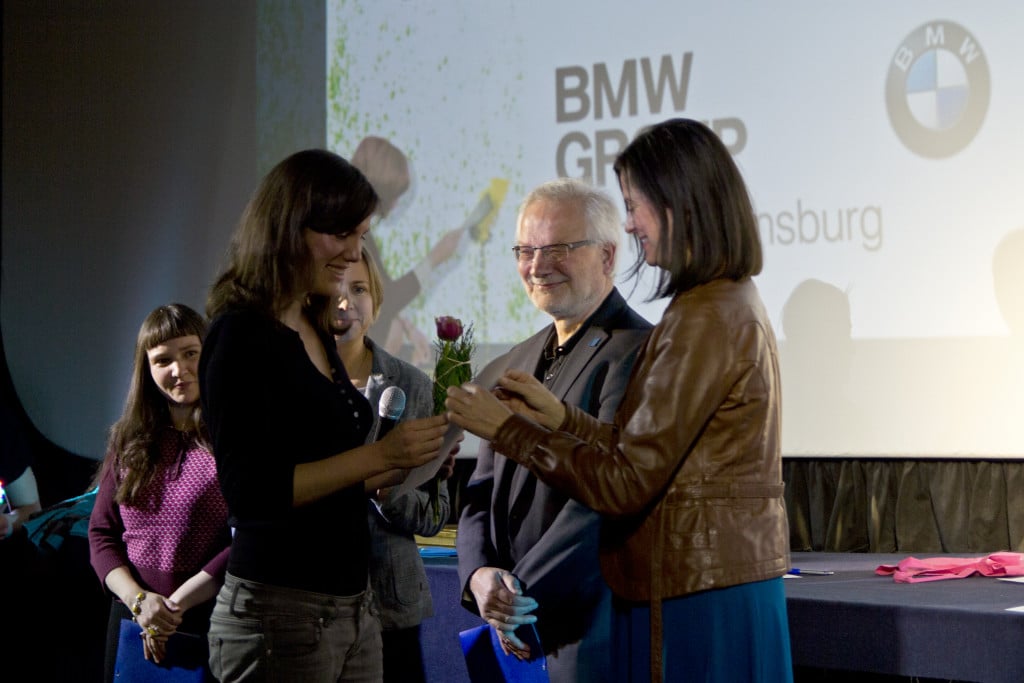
[784,459,1024,553]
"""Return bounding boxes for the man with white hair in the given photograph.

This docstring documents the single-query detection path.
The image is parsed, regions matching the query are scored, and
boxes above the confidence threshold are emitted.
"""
[457,177,652,682]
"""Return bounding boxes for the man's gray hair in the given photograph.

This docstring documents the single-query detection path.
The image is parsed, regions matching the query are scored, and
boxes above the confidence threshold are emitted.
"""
[517,178,621,248]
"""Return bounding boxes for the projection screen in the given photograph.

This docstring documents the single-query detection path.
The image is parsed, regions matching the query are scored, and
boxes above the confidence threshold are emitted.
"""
[326,2,1023,458]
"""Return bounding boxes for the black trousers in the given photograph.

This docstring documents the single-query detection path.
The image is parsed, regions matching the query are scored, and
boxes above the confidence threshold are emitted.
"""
[382,624,426,683]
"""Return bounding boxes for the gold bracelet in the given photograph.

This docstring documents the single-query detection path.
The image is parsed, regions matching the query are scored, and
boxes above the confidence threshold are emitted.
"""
[131,591,146,621]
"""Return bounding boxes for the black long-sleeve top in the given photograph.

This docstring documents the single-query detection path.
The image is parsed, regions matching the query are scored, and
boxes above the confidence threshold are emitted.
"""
[200,308,372,596]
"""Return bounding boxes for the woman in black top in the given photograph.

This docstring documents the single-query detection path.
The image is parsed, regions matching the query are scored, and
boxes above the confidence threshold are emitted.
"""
[199,149,448,682]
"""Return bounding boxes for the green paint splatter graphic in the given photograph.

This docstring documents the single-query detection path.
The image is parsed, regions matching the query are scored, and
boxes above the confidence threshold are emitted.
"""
[327,2,531,363]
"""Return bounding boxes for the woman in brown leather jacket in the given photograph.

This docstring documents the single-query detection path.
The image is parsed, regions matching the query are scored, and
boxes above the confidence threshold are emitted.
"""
[446,118,793,682]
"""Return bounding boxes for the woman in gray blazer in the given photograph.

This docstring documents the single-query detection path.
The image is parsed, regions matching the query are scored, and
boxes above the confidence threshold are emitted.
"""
[331,246,456,683]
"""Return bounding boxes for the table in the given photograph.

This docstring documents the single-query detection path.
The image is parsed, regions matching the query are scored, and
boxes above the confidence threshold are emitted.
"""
[421,556,483,683]
[421,552,1024,683]
[785,551,1024,683]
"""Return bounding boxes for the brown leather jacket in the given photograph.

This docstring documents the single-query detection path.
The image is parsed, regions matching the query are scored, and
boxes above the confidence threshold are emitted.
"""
[493,277,789,602]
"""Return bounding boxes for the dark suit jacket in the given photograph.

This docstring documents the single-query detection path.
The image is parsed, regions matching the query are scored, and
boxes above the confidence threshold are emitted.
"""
[456,288,651,682]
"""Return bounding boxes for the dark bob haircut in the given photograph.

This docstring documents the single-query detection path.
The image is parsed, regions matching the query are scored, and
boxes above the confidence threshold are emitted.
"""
[614,118,762,299]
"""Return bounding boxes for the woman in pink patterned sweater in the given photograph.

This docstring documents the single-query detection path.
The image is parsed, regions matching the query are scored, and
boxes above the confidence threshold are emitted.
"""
[89,303,230,682]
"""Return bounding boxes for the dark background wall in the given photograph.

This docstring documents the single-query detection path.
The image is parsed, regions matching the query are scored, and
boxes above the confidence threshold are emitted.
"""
[1,0,325,505]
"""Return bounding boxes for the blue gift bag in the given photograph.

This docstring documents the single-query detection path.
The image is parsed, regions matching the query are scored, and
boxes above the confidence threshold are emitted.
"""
[459,622,549,683]
[115,618,207,682]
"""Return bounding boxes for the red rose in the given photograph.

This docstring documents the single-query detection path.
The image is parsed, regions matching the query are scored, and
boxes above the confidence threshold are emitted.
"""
[435,316,463,342]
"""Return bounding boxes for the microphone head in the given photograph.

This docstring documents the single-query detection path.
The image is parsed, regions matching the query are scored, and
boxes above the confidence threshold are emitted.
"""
[378,386,407,420]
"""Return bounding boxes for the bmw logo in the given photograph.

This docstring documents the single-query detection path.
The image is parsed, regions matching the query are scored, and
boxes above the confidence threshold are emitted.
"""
[885,20,990,158]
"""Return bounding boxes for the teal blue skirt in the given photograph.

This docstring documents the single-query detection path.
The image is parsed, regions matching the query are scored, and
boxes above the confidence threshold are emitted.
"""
[612,577,793,682]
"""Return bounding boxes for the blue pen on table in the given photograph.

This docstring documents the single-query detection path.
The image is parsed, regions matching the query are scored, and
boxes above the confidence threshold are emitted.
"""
[788,568,834,576]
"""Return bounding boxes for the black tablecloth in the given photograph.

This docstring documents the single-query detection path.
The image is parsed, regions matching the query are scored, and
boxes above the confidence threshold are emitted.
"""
[785,551,1024,683]
[422,556,479,683]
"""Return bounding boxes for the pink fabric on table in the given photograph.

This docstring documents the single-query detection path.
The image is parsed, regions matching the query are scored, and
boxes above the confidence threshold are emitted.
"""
[875,552,1024,583]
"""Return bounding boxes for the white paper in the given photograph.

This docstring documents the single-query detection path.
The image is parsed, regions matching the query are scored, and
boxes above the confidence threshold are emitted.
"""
[997,576,1024,612]
[391,422,465,497]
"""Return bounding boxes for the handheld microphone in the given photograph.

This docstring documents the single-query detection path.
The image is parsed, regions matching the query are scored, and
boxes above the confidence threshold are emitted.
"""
[370,386,406,442]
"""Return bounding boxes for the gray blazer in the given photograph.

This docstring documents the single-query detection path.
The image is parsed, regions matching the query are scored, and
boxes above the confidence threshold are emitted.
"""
[363,337,451,630]
[456,289,651,682]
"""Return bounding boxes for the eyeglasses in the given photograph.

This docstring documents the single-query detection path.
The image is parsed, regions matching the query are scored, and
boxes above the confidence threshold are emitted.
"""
[512,240,596,263]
